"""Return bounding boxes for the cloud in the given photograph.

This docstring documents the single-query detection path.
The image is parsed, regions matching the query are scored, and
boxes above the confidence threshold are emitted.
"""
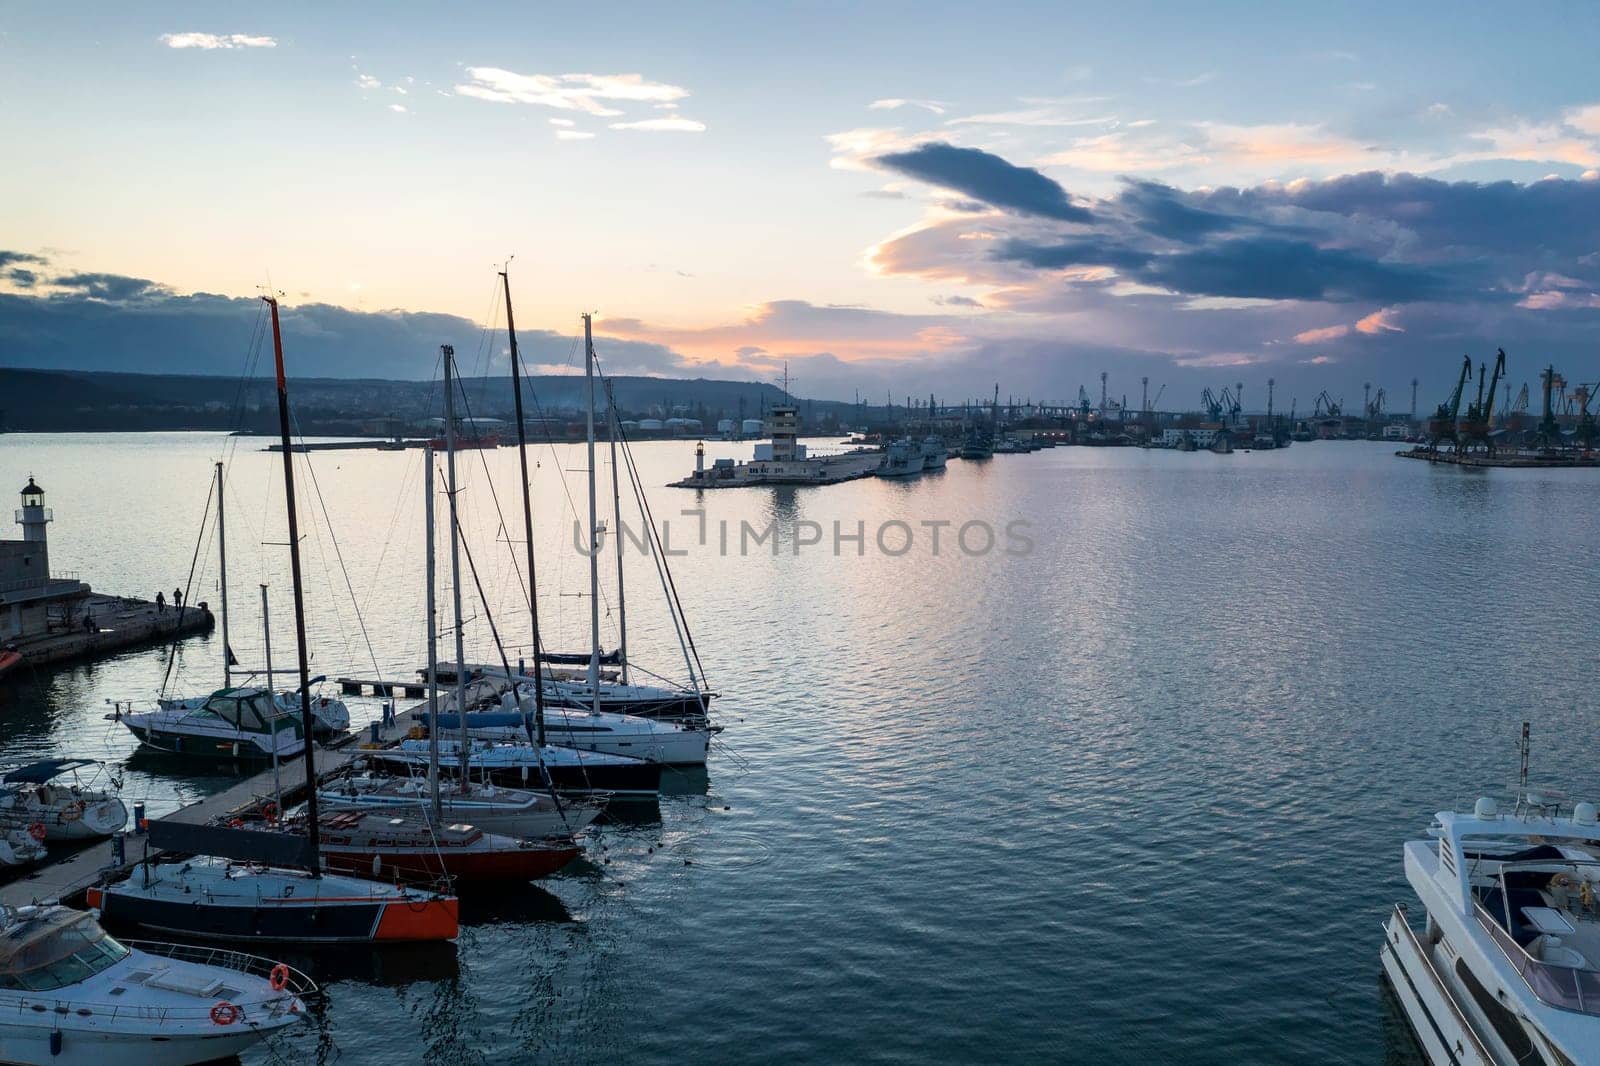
[607,117,706,132]
[1144,72,1215,88]
[933,295,983,307]
[160,33,275,50]
[1293,324,1350,344]
[52,273,172,302]
[548,118,576,127]
[388,104,407,114]
[356,73,381,89]
[7,269,39,289]
[454,68,689,116]
[1355,307,1403,334]
[873,142,1092,222]
[0,251,45,269]
[556,130,595,141]
[869,98,947,115]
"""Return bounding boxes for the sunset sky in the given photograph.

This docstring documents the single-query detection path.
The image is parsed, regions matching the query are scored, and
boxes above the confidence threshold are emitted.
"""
[6,2,1600,404]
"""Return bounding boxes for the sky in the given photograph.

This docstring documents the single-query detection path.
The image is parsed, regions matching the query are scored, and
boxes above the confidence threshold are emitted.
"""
[5,2,1600,408]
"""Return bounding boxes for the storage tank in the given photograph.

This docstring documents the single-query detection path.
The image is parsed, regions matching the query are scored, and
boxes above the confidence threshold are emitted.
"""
[638,418,665,432]
[741,418,764,436]
[716,419,736,434]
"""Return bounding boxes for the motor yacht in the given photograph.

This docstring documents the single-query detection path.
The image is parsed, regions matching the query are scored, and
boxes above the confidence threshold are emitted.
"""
[381,737,661,799]
[425,691,716,766]
[113,687,305,762]
[160,683,350,736]
[1384,786,1600,1064]
[0,902,309,1064]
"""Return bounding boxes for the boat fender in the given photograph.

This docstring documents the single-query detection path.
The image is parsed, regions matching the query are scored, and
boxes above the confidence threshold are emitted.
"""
[269,963,290,991]
[210,1002,241,1026]
[229,818,243,828]
[232,742,239,758]
[49,1029,62,1055]
[27,823,46,842]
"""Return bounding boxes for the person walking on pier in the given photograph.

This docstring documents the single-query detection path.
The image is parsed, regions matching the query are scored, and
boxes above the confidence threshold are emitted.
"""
[173,587,183,612]
[155,590,165,613]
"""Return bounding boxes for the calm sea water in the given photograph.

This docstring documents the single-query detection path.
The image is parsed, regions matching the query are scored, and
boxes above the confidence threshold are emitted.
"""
[0,431,1596,1064]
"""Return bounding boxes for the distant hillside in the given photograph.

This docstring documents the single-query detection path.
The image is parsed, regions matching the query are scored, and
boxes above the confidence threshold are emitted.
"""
[0,367,855,434]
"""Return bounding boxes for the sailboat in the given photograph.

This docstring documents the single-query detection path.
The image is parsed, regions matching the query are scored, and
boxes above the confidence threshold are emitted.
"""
[92,296,459,944]
[0,760,127,841]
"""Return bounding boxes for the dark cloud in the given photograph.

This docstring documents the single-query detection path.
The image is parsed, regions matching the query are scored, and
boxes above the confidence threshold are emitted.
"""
[996,238,1155,273]
[0,279,688,380]
[874,142,1092,222]
[933,295,982,307]
[52,272,171,302]
[1118,180,1241,242]
[0,251,46,269]
[7,269,38,288]
[1145,238,1452,303]
[860,189,908,200]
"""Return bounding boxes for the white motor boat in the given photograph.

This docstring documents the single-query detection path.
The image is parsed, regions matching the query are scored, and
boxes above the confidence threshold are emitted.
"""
[114,687,306,762]
[317,764,604,840]
[0,902,309,1065]
[919,435,948,470]
[160,684,349,736]
[0,760,127,842]
[1384,785,1600,1064]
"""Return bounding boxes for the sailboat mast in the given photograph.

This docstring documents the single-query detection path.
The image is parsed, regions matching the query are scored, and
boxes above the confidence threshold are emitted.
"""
[216,460,231,689]
[501,270,547,747]
[606,379,628,686]
[424,446,442,824]
[583,314,602,713]
[260,583,280,821]
[442,347,471,784]
[264,295,320,879]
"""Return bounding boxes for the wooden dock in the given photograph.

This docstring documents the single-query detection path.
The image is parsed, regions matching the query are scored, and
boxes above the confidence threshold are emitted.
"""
[0,699,428,908]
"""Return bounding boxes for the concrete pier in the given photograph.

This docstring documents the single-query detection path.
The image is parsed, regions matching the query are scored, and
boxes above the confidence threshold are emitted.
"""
[1,595,213,675]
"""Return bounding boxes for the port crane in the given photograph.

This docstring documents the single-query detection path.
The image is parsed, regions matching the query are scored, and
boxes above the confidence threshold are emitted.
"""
[1201,388,1225,422]
[1313,391,1342,418]
[1429,354,1473,451]
[1459,348,1506,453]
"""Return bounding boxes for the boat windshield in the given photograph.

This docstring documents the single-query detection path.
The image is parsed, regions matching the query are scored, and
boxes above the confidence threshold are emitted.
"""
[0,912,130,991]
[202,692,279,733]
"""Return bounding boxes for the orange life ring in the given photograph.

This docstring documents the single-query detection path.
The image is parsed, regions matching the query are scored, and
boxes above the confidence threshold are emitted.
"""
[269,963,290,991]
[262,802,278,825]
[210,1001,240,1025]
[27,823,46,842]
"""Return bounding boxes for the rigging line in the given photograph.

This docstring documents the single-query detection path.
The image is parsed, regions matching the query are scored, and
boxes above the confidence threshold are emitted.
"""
[445,480,574,815]
[447,363,532,621]
[286,408,384,684]
[225,299,270,434]
[158,472,219,699]
[600,356,710,689]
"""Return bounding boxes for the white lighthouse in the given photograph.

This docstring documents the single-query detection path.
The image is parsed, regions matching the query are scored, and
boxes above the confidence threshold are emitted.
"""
[17,477,50,548]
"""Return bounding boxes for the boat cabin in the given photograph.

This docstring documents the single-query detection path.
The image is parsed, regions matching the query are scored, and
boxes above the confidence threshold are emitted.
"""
[188,688,301,738]
[0,908,130,992]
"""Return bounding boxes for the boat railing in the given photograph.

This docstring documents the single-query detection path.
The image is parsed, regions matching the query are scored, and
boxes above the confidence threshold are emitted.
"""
[1473,901,1600,1015]
[1388,904,1497,1063]
[125,940,319,998]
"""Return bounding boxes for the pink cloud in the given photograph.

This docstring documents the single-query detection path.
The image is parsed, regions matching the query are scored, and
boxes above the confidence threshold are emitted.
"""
[1293,323,1350,344]
[1355,307,1403,334]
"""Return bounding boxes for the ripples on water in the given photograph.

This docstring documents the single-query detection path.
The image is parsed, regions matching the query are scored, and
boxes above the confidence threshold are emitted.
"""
[0,433,1594,1062]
